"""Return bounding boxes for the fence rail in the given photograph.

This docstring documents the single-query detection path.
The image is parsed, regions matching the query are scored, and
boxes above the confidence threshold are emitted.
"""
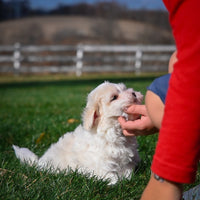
[0,43,176,76]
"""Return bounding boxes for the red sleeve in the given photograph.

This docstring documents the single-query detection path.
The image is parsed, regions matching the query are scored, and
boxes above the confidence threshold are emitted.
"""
[151,0,200,183]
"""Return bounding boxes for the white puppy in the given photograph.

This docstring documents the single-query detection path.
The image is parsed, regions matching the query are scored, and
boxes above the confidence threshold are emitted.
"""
[13,81,143,184]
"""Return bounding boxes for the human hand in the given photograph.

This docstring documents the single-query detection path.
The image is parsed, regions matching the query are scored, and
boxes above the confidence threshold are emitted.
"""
[168,51,177,73]
[118,104,158,136]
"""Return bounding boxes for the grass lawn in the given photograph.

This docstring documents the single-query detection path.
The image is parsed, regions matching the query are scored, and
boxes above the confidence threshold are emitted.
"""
[0,74,199,200]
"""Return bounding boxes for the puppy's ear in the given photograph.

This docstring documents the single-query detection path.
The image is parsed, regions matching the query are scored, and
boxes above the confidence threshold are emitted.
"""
[82,103,99,131]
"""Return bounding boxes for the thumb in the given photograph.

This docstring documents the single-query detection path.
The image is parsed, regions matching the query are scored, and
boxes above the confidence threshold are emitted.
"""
[118,116,126,125]
[126,104,147,116]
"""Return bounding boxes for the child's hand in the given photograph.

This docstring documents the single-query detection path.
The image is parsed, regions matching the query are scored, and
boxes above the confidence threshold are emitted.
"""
[118,105,158,136]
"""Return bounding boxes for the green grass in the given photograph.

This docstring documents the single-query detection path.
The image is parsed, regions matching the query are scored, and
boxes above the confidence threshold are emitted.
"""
[0,74,199,200]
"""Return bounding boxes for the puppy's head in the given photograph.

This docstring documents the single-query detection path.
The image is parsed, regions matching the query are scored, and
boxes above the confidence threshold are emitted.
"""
[82,82,143,131]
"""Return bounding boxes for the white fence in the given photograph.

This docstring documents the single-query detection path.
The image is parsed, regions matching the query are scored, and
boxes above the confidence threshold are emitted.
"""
[0,43,176,76]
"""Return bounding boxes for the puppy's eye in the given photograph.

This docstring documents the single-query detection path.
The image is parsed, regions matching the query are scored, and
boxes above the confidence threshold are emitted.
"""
[111,95,118,101]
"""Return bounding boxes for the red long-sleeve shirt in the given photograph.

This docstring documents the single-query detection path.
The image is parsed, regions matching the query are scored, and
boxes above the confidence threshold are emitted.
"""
[151,0,200,183]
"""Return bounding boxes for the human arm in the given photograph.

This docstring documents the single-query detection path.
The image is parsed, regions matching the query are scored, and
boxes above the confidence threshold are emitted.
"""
[141,0,200,197]
[118,104,158,136]
[150,0,200,184]
[140,175,182,200]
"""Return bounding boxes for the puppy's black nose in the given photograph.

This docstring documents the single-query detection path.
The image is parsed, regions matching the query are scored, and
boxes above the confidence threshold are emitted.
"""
[132,92,137,98]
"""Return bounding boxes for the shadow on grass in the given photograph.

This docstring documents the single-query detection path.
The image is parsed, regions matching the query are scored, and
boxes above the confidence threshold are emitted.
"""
[0,75,158,89]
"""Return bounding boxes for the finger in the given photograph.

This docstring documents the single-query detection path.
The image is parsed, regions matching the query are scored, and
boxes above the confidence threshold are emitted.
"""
[118,117,136,136]
[123,129,136,137]
[118,116,140,130]
[118,116,133,130]
[118,116,126,126]
[123,129,144,137]
[126,104,147,116]
[120,119,146,131]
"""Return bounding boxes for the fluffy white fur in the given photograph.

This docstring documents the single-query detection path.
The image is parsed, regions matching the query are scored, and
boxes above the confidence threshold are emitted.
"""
[13,81,143,184]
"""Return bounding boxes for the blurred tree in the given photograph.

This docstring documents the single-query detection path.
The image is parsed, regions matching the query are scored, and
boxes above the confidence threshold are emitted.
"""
[21,0,30,17]
[0,0,30,20]
[92,1,126,43]
[94,1,127,19]
[0,0,4,21]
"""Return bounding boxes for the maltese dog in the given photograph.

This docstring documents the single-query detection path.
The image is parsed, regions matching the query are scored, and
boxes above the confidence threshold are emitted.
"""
[13,81,143,184]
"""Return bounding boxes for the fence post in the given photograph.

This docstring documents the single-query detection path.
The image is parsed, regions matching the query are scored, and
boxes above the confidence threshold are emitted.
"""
[13,43,21,74]
[76,45,83,76]
[135,49,142,74]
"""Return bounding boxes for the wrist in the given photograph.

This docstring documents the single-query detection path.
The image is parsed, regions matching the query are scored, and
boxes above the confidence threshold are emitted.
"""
[141,173,183,200]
